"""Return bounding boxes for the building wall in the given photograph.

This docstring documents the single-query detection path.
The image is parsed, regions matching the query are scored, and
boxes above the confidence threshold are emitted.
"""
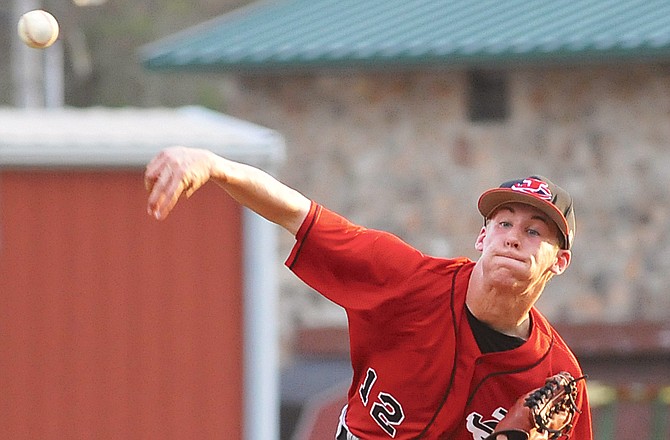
[218,64,670,342]
[0,170,244,439]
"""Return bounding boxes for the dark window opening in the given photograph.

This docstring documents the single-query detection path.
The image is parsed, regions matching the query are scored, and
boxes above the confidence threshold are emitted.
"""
[467,70,508,122]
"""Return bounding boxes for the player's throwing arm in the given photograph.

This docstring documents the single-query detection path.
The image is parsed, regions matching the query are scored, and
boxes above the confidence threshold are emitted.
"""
[145,147,310,234]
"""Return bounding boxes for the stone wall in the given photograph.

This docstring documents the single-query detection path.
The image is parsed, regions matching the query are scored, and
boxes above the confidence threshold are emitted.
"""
[218,64,670,349]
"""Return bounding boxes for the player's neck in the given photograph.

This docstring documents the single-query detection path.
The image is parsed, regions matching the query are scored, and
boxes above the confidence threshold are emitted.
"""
[468,301,531,339]
[466,269,534,339]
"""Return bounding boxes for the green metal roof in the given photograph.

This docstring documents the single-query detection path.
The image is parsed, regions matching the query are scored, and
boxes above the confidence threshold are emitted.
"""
[141,0,670,72]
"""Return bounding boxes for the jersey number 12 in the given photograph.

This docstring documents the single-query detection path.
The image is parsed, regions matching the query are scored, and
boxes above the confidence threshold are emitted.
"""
[359,367,405,438]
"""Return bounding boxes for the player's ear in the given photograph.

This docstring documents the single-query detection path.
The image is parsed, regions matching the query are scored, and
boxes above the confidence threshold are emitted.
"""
[475,226,486,252]
[550,249,571,275]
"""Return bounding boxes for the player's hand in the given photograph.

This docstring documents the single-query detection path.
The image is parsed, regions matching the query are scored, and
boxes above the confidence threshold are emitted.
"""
[486,372,582,440]
[487,399,558,440]
[145,147,215,220]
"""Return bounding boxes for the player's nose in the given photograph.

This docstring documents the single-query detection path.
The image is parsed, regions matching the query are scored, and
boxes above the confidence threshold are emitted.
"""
[504,230,521,248]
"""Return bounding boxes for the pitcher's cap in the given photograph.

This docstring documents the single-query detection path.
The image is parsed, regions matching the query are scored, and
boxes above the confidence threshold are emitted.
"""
[477,176,575,250]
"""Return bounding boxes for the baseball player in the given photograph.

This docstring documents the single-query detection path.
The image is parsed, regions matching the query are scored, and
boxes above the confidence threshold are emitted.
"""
[145,147,592,440]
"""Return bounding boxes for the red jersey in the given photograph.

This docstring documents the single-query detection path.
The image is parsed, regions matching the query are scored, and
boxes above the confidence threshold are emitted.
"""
[286,203,592,440]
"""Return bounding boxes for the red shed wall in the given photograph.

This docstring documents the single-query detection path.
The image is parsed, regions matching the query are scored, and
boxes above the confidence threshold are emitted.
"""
[0,170,244,440]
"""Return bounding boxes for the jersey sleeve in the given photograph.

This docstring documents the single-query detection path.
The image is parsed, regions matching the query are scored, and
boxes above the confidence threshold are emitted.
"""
[285,202,432,311]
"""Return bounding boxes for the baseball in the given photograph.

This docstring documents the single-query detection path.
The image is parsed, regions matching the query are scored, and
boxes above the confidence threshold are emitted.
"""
[17,10,59,49]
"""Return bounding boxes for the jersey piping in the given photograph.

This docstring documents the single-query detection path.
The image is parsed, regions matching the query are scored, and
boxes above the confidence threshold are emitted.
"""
[413,263,463,439]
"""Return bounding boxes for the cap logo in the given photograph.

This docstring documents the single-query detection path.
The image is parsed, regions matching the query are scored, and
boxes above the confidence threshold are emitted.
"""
[510,178,552,201]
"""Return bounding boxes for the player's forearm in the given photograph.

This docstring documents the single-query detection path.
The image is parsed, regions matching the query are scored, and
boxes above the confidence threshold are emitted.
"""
[210,155,310,235]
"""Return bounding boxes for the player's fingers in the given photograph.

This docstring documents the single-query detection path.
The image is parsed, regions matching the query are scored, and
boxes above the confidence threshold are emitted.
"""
[144,173,158,194]
[146,165,169,218]
[144,168,158,192]
[147,163,184,220]
[157,179,186,220]
[144,154,168,192]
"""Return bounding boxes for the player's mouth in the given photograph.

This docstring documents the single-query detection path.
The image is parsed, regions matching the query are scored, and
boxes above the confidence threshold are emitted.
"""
[494,252,526,263]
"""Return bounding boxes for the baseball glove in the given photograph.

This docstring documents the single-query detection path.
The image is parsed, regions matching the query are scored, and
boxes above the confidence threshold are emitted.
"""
[485,372,585,440]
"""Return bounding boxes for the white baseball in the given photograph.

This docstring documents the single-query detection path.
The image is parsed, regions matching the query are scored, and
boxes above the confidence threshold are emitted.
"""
[17,10,59,49]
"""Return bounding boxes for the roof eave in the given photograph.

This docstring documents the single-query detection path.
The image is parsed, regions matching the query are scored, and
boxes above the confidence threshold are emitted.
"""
[143,46,670,74]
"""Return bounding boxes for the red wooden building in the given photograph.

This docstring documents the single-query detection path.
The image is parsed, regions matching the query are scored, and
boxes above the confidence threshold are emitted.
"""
[0,106,284,440]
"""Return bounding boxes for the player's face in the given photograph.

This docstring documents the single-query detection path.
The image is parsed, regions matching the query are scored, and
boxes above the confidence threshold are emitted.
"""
[475,203,571,289]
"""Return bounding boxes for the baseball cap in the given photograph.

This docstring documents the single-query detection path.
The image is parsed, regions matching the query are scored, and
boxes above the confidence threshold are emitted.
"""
[477,176,575,250]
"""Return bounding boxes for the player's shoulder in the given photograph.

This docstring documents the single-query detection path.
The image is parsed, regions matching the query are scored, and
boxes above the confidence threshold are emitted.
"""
[532,309,583,371]
[424,256,475,275]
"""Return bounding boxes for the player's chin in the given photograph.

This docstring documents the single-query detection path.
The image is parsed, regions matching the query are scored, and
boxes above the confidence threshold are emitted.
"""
[488,270,530,291]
